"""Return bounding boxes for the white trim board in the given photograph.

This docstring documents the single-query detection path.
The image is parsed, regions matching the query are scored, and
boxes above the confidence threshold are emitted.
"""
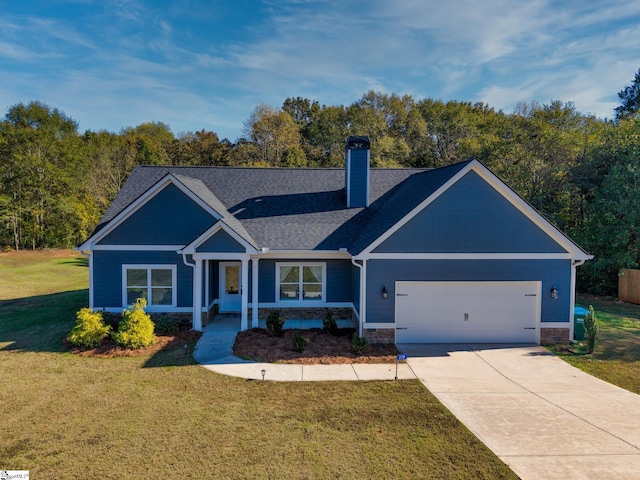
[255,302,352,309]
[95,306,194,314]
[255,251,352,259]
[363,323,395,329]
[193,252,251,261]
[364,253,574,260]
[92,245,185,251]
[539,322,572,329]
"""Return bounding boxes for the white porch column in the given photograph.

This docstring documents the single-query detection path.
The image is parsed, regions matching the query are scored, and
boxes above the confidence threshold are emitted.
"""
[193,258,203,332]
[204,260,210,309]
[252,257,259,328]
[241,258,249,331]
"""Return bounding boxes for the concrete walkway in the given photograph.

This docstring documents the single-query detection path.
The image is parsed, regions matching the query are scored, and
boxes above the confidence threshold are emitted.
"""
[403,344,640,480]
[194,321,640,479]
[192,317,415,381]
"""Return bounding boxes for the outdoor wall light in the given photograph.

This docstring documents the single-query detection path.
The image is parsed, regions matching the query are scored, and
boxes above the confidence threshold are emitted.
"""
[551,286,559,300]
[381,286,388,299]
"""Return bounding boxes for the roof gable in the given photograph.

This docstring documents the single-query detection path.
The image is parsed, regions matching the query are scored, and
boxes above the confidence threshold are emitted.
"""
[373,169,567,253]
[350,161,471,254]
[180,221,257,255]
[79,173,222,249]
[97,182,216,246]
[358,159,592,260]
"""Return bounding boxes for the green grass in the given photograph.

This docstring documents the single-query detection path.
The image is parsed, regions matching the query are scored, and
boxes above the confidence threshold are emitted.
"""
[0,250,516,479]
[0,249,89,300]
[548,293,640,394]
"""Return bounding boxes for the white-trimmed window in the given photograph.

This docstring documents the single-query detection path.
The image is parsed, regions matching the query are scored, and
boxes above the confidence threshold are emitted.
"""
[122,265,177,308]
[276,262,325,302]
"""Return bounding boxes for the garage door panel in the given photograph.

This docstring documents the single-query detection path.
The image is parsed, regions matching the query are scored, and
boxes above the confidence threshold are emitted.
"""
[395,281,539,344]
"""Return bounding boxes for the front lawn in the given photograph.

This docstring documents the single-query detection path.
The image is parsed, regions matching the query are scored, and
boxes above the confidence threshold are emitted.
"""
[0,250,516,479]
[548,294,640,395]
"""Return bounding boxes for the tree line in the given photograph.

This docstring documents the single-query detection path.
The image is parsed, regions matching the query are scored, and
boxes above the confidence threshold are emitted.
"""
[1,68,640,294]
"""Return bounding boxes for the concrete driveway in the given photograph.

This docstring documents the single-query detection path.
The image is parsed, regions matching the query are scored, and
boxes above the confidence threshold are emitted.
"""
[400,344,640,480]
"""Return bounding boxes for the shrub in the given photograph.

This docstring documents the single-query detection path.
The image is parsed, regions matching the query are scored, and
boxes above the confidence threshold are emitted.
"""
[352,332,369,355]
[584,305,600,354]
[266,310,285,337]
[153,315,180,335]
[67,308,111,348]
[112,298,156,349]
[322,311,339,336]
[292,332,309,353]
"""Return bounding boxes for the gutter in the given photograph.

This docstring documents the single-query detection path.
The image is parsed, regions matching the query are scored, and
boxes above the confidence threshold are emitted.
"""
[181,252,195,269]
[351,257,365,337]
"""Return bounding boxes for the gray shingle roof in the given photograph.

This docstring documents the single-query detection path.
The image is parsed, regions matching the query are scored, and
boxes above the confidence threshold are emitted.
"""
[93,161,472,254]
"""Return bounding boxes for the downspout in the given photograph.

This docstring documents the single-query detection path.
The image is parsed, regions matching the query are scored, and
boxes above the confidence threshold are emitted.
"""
[181,252,197,330]
[351,257,365,337]
[569,259,586,342]
[181,252,195,268]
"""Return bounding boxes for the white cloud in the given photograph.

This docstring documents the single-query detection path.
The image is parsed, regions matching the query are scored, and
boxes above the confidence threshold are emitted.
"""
[2,0,639,139]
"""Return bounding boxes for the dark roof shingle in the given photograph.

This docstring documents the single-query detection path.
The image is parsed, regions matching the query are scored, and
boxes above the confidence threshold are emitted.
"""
[93,162,471,253]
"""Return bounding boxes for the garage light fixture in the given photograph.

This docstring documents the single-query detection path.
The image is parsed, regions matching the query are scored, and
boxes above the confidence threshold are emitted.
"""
[381,286,388,299]
[550,286,558,300]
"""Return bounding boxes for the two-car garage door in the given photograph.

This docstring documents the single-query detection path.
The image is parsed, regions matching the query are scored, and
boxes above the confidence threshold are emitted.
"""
[395,281,540,344]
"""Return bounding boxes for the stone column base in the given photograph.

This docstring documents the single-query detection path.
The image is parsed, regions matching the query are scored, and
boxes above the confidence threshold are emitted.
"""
[363,328,395,344]
[540,327,570,345]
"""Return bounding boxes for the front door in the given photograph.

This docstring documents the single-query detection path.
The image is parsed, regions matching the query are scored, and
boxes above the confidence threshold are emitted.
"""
[219,262,242,312]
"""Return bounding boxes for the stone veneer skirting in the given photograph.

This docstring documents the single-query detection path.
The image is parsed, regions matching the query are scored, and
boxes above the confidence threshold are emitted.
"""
[363,328,395,344]
[201,306,358,328]
[255,307,354,322]
[540,327,570,345]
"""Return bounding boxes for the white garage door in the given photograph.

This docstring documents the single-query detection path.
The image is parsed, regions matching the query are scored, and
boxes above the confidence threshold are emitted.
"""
[395,281,540,344]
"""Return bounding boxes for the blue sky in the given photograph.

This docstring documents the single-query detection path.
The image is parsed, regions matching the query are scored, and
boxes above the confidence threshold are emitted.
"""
[1,0,639,141]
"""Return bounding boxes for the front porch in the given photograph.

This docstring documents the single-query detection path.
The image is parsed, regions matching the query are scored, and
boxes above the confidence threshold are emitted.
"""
[203,309,356,331]
[188,253,359,333]
[190,255,255,332]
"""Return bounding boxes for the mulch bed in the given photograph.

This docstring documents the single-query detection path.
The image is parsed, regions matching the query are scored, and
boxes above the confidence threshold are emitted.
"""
[65,326,201,358]
[233,328,400,364]
[66,325,399,364]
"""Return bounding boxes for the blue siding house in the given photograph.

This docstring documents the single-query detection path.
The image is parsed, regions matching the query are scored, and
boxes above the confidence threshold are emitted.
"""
[79,136,591,344]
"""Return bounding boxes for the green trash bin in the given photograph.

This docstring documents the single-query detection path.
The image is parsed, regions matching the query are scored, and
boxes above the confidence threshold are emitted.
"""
[573,306,588,341]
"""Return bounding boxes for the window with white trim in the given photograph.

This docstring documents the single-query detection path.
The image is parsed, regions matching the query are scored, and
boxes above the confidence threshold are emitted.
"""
[123,265,177,307]
[276,263,325,302]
